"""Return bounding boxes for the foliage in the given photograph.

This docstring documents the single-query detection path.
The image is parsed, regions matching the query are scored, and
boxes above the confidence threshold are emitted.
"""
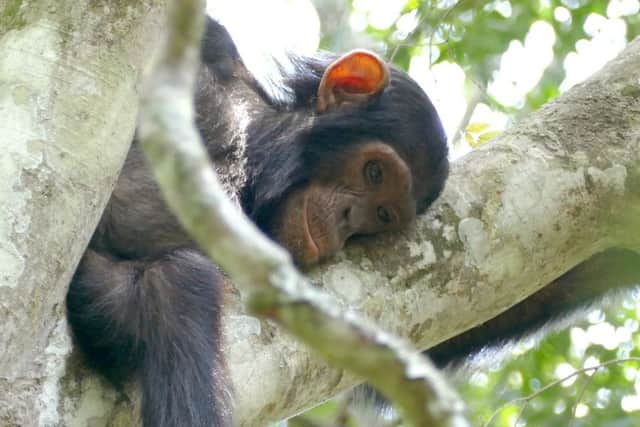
[322,0,640,113]
[465,299,640,427]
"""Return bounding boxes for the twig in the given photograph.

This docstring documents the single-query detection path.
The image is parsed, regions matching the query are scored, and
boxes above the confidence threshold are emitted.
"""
[569,369,596,427]
[482,357,640,427]
[450,86,482,147]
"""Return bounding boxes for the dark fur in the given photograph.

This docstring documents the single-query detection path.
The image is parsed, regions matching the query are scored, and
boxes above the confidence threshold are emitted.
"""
[241,54,449,226]
[66,17,448,427]
[67,249,230,425]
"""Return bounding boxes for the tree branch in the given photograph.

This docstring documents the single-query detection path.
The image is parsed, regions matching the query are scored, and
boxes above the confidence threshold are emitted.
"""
[221,36,640,424]
[137,1,469,426]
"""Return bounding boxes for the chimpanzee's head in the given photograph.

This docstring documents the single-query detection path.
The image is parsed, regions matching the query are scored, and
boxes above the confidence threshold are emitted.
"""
[244,50,448,265]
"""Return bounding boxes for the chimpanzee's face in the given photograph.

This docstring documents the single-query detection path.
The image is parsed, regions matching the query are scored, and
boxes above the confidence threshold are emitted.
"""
[267,141,415,265]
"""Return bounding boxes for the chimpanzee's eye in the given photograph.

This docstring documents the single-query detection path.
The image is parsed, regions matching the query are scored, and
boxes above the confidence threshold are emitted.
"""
[377,206,392,224]
[364,161,383,185]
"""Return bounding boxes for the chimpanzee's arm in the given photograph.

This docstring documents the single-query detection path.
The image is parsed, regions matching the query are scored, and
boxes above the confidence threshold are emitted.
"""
[427,248,640,367]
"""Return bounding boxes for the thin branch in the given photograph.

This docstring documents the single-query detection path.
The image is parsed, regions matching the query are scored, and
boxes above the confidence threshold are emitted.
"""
[569,371,596,427]
[482,357,640,427]
[136,0,470,426]
[450,85,483,147]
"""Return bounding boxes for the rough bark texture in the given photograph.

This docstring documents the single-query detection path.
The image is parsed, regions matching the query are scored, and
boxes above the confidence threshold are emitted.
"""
[1,2,639,426]
[224,36,640,425]
[0,1,166,426]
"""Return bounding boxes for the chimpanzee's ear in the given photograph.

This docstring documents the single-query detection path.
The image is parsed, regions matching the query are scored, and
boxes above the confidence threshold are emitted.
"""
[317,50,390,113]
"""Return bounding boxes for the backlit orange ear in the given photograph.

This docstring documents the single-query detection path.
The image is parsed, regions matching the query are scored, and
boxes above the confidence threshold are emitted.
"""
[317,50,390,113]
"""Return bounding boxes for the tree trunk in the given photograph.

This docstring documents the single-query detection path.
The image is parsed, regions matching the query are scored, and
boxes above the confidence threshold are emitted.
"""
[0,1,166,425]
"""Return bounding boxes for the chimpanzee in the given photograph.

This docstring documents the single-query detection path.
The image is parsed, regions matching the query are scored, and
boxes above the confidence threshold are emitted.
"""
[66,16,449,427]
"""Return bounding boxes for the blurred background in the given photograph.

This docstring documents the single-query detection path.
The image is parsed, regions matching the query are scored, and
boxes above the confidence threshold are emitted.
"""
[207,1,640,426]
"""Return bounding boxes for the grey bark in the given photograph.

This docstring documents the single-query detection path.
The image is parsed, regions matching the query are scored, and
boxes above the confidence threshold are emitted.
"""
[1,1,639,426]
[0,1,166,426]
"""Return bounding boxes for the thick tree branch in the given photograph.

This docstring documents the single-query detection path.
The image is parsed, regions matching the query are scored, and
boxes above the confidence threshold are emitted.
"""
[222,36,640,424]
